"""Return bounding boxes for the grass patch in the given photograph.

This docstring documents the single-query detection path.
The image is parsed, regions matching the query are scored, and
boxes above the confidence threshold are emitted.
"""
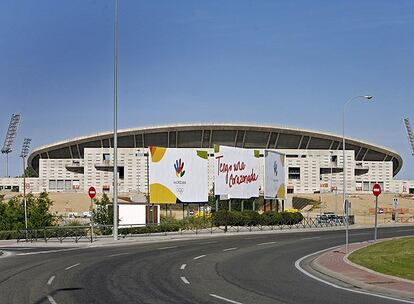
[348,237,414,281]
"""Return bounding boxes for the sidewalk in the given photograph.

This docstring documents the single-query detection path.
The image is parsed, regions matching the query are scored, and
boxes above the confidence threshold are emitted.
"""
[311,239,414,300]
[0,222,413,249]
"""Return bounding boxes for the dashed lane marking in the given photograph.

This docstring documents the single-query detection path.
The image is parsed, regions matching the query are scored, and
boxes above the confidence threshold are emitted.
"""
[47,275,55,285]
[180,276,190,284]
[193,254,206,260]
[300,236,321,240]
[16,248,81,256]
[157,246,178,250]
[180,264,186,270]
[223,247,237,252]
[107,252,129,257]
[210,293,243,304]
[257,241,277,246]
[47,295,57,304]
[64,263,80,271]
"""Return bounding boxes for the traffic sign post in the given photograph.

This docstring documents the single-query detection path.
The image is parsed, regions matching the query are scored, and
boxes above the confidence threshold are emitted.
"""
[372,183,381,241]
[88,187,96,242]
[393,197,398,222]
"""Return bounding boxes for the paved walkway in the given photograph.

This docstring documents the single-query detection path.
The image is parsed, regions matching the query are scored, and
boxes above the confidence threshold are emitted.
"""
[312,239,414,300]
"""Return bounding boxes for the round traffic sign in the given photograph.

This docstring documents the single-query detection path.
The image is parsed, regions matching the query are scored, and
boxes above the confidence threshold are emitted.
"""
[372,183,381,197]
[88,186,96,199]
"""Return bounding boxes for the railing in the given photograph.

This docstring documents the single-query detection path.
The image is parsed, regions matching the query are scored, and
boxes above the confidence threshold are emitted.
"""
[15,218,346,243]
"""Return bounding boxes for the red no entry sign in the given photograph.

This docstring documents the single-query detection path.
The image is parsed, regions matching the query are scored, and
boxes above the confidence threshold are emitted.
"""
[88,186,96,199]
[372,183,381,197]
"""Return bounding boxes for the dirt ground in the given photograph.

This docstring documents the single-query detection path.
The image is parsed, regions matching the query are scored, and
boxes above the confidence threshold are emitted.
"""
[299,193,414,225]
[1,191,413,224]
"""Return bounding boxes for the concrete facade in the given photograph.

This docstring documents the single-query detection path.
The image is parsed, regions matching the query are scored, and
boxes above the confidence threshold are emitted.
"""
[1,148,410,197]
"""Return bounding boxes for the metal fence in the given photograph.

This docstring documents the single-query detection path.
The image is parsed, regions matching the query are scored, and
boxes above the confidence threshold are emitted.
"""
[15,217,346,243]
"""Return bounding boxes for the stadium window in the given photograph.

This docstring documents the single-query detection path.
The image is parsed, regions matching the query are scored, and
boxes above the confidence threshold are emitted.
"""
[103,153,111,161]
[57,180,64,190]
[288,167,301,180]
[49,180,57,190]
[65,180,72,190]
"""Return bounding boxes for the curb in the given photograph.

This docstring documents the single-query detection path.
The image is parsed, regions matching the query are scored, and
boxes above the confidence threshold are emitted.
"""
[309,238,414,301]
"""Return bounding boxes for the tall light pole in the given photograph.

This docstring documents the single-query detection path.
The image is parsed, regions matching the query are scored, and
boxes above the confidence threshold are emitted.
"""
[2,114,21,177]
[343,95,373,252]
[113,0,119,240]
[20,138,31,241]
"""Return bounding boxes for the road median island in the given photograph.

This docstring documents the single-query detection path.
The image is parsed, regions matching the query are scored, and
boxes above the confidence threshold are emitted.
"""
[348,237,414,281]
[307,237,414,301]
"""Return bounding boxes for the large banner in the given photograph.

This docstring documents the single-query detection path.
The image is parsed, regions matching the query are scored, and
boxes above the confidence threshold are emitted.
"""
[149,147,208,204]
[264,150,286,199]
[214,145,260,199]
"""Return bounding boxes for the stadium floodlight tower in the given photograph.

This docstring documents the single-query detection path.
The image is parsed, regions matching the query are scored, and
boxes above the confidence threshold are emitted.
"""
[403,118,414,156]
[1,114,21,177]
[20,138,31,241]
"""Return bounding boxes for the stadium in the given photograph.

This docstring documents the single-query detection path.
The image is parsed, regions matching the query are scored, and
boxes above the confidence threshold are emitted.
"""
[8,123,409,197]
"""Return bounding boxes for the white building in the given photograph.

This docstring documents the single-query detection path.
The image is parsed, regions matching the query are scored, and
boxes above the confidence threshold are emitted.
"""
[1,124,412,196]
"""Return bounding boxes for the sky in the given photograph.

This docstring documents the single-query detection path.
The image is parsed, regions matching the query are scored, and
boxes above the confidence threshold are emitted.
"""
[0,0,413,179]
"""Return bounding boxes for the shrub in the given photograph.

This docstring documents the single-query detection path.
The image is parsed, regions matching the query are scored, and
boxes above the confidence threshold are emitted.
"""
[0,230,20,240]
[211,210,304,227]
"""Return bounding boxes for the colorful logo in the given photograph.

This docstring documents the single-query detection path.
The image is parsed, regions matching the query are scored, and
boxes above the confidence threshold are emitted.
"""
[273,161,278,176]
[174,159,185,177]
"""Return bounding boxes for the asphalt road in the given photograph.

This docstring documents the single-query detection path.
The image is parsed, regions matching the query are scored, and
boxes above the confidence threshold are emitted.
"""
[0,226,413,304]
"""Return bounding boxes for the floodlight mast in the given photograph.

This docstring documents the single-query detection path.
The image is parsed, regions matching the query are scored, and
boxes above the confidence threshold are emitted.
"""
[20,138,31,241]
[1,114,21,177]
[403,118,414,156]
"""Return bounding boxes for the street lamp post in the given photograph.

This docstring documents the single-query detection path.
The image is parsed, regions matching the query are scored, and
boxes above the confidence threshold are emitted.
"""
[343,95,373,253]
[113,0,119,240]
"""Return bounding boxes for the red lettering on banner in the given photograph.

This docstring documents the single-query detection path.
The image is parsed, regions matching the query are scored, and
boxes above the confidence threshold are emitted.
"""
[215,156,258,187]
[228,169,258,188]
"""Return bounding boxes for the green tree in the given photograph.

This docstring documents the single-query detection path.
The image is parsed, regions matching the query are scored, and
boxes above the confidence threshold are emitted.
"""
[0,192,55,231]
[94,193,113,226]
[27,192,54,228]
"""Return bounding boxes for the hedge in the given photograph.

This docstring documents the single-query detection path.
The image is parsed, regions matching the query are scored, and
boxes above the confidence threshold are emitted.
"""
[211,210,303,227]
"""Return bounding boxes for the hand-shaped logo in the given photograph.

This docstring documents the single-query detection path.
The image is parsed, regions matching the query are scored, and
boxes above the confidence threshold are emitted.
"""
[174,159,185,177]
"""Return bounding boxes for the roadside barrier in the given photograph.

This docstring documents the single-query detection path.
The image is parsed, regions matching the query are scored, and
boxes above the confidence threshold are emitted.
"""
[15,217,346,243]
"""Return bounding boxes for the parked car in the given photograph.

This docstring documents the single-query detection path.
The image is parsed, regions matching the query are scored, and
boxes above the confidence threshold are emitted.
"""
[82,211,92,218]
[317,213,342,224]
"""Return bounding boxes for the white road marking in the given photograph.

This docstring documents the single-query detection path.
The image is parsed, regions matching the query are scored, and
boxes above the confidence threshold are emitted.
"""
[257,241,277,246]
[47,295,58,304]
[300,236,321,240]
[223,247,237,252]
[47,275,55,285]
[198,241,218,244]
[64,263,80,271]
[180,264,187,270]
[295,248,414,304]
[210,293,243,304]
[108,252,129,257]
[16,248,81,256]
[157,246,178,250]
[180,276,190,284]
[193,254,206,260]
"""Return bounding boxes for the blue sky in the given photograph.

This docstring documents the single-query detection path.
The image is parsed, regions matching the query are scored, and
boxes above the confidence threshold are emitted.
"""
[0,0,413,178]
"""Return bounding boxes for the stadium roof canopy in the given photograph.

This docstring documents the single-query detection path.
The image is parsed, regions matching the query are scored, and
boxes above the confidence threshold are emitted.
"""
[28,123,403,176]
